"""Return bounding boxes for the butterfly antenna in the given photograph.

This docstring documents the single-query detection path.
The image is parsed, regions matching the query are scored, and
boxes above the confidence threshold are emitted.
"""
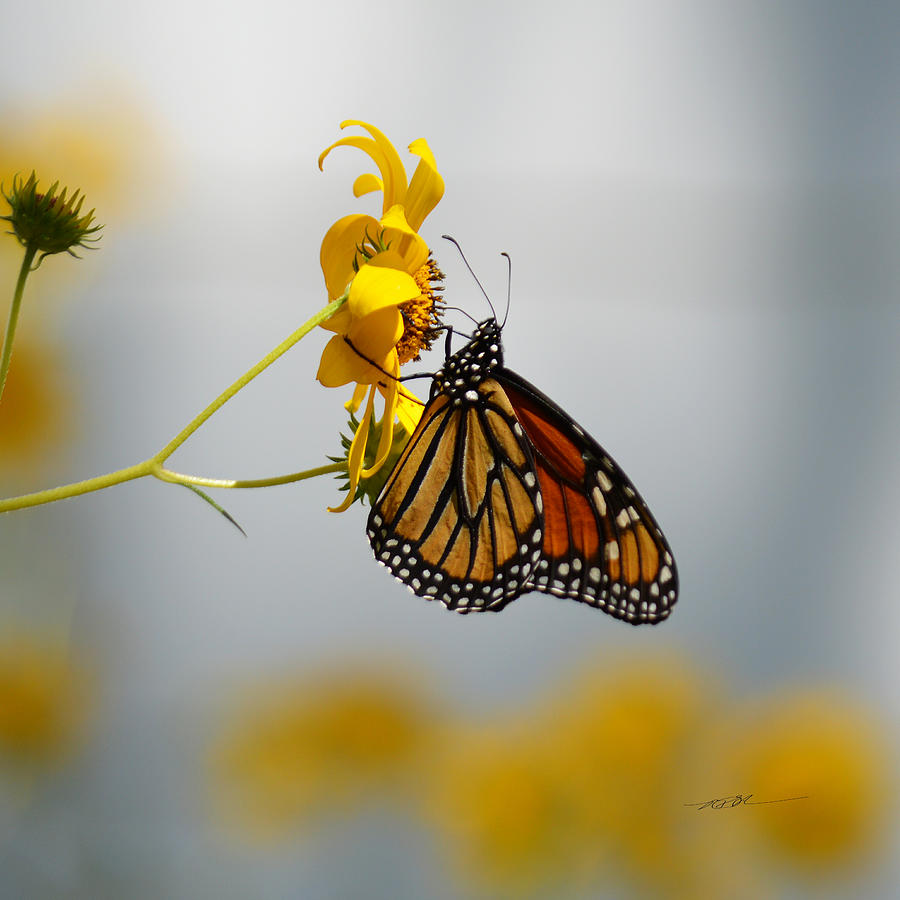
[500,251,511,329]
[442,304,480,327]
[442,235,498,321]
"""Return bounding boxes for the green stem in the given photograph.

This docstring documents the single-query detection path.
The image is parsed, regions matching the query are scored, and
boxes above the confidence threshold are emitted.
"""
[0,460,153,512]
[155,462,345,489]
[0,244,38,405]
[152,295,346,463]
[0,296,348,513]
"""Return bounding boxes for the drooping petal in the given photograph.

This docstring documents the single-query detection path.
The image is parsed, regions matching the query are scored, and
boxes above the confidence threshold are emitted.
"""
[352,173,383,197]
[347,264,420,319]
[344,382,369,415]
[394,386,425,433]
[329,385,376,513]
[320,214,378,300]
[405,138,445,232]
[319,122,409,215]
[319,136,391,201]
[338,120,409,211]
[362,362,400,478]
[316,334,386,387]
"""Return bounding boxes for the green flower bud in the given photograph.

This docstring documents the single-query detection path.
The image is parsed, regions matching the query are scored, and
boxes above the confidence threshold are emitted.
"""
[2,172,102,264]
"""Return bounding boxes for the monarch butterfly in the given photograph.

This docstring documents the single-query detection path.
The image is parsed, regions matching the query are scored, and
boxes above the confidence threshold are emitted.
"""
[366,317,678,624]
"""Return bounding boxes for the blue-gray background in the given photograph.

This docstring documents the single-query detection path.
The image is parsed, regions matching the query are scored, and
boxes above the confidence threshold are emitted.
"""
[1,1,898,896]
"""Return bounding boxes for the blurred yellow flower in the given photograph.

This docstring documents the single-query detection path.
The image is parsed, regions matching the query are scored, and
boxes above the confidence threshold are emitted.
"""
[422,656,715,898]
[425,721,584,897]
[317,121,445,511]
[0,93,159,320]
[0,94,156,220]
[542,654,718,896]
[211,665,433,839]
[0,634,89,768]
[722,690,893,872]
[208,651,894,898]
[0,334,75,477]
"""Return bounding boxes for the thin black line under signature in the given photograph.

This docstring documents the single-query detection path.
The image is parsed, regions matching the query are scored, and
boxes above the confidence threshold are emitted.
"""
[683,793,809,810]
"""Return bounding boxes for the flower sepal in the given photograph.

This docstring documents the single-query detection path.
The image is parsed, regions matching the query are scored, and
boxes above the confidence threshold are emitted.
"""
[328,411,412,507]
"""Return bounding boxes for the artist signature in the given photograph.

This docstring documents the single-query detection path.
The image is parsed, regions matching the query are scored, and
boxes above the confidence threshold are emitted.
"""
[684,794,808,810]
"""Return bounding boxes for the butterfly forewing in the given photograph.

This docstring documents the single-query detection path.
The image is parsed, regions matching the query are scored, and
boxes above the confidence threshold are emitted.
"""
[367,377,544,612]
[498,370,678,624]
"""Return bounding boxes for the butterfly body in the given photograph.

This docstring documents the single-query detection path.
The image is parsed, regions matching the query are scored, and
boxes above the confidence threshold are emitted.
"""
[367,319,678,624]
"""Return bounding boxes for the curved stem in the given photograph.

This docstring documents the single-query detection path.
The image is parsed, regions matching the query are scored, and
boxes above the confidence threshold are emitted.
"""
[154,461,345,489]
[0,245,38,405]
[152,295,347,463]
[0,460,153,512]
[0,296,348,513]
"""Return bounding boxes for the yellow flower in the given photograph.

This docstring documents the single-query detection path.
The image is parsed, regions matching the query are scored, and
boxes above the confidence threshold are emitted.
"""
[0,94,155,220]
[721,690,892,872]
[211,665,433,839]
[545,654,720,896]
[0,634,89,768]
[424,721,584,897]
[0,333,75,478]
[0,96,158,363]
[317,121,445,511]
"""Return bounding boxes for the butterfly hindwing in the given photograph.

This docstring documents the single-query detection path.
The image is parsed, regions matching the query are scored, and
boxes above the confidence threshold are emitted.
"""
[497,368,678,624]
[367,377,544,612]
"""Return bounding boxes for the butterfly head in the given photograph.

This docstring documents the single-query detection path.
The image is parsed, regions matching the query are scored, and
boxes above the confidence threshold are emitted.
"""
[432,318,504,401]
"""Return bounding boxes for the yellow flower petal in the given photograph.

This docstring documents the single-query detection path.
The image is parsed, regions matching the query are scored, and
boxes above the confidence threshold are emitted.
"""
[319,137,393,212]
[320,214,378,300]
[347,264,420,319]
[378,205,429,274]
[395,387,424,433]
[344,382,369,416]
[362,359,400,478]
[352,173,383,198]
[338,120,409,211]
[316,334,386,388]
[318,305,353,335]
[405,138,445,232]
[319,121,409,215]
[329,385,376,513]
[346,308,404,362]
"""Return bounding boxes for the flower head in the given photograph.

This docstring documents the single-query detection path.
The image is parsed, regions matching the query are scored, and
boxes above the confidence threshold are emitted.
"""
[425,721,585,896]
[2,172,101,264]
[722,691,892,871]
[0,633,90,768]
[317,121,445,511]
[211,664,432,838]
[0,335,75,476]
